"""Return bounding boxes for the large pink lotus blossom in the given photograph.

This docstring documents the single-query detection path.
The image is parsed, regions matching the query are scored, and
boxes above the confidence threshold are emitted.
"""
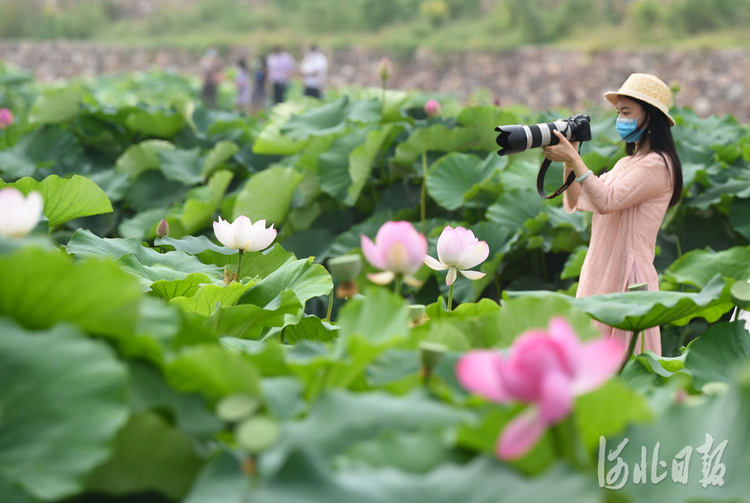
[213,215,276,252]
[424,226,489,286]
[0,187,43,238]
[361,221,427,286]
[456,317,625,461]
[424,99,441,117]
[0,108,13,129]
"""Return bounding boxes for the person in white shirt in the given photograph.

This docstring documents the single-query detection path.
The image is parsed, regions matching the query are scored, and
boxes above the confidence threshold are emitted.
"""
[300,44,328,99]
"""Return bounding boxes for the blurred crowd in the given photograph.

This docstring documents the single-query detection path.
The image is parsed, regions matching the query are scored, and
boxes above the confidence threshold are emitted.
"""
[199,44,328,113]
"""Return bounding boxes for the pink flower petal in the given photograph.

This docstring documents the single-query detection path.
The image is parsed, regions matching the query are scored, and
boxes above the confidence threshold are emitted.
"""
[454,226,478,248]
[459,269,485,281]
[367,271,396,285]
[385,242,411,274]
[455,350,510,403]
[424,255,448,271]
[405,231,428,273]
[572,338,627,395]
[547,317,582,376]
[446,267,457,286]
[361,235,386,270]
[437,226,462,266]
[498,332,559,402]
[497,407,547,461]
[457,241,489,270]
[539,368,574,424]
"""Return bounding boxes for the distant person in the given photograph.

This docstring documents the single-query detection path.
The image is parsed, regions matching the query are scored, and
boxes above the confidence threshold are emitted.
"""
[200,48,224,109]
[266,46,296,104]
[300,44,328,99]
[250,55,267,113]
[234,58,252,113]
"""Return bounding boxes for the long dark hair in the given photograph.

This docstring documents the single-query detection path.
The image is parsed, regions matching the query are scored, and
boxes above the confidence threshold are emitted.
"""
[625,98,683,207]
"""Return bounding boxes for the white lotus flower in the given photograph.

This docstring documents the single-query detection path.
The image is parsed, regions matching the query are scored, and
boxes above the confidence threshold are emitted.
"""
[424,226,490,286]
[213,215,276,252]
[0,188,44,238]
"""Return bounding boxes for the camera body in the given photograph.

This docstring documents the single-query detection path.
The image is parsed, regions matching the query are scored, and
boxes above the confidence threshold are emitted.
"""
[495,114,592,156]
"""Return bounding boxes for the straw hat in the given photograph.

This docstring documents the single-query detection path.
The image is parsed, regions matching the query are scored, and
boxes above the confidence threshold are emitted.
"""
[604,73,675,127]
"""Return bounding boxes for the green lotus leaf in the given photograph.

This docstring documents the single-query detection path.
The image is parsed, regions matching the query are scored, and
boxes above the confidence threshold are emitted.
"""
[0,319,129,501]
[233,166,303,225]
[504,274,730,332]
[115,139,176,179]
[426,152,503,211]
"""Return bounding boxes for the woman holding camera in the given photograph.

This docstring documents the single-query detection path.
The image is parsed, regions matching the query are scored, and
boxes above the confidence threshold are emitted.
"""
[542,73,683,357]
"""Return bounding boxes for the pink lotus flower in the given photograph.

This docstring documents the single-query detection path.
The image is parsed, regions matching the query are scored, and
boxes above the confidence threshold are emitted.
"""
[0,188,43,238]
[361,221,427,286]
[424,226,489,286]
[424,99,441,117]
[213,215,276,252]
[0,108,13,129]
[456,317,625,461]
[377,57,393,82]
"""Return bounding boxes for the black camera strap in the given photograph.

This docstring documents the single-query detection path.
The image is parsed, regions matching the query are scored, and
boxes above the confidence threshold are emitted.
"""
[536,143,584,199]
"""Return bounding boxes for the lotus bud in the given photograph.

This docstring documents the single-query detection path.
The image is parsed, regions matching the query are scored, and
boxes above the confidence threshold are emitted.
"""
[0,108,13,129]
[424,99,441,117]
[419,341,447,384]
[327,255,362,283]
[155,218,169,238]
[377,57,392,82]
[493,98,501,107]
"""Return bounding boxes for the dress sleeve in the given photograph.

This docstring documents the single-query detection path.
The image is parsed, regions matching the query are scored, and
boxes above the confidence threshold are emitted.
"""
[578,154,671,214]
[562,171,609,213]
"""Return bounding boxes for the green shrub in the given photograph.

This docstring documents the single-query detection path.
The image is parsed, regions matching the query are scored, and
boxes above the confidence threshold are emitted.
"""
[629,0,663,32]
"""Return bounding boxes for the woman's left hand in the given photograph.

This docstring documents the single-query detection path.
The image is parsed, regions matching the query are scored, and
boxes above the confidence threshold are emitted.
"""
[542,130,581,164]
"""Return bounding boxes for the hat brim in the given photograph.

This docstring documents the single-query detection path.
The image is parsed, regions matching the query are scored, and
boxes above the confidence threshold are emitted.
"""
[604,90,676,127]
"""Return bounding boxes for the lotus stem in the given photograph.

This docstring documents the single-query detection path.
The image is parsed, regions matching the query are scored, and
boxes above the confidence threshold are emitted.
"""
[381,80,387,118]
[447,282,454,311]
[394,275,403,296]
[325,289,334,322]
[619,329,641,374]
[421,149,428,236]
[236,250,244,283]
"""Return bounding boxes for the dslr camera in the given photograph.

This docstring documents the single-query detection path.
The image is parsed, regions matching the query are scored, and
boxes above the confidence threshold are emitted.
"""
[494,114,592,199]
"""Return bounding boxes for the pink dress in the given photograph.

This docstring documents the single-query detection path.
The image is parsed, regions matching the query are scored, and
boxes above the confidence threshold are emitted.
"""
[563,152,673,356]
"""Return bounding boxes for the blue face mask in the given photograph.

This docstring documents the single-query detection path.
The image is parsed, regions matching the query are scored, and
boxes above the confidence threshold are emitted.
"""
[616,113,645,142]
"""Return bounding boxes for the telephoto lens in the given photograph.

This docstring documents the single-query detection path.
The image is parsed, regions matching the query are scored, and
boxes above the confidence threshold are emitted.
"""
[495,114,591,156]
[493,114,592,199]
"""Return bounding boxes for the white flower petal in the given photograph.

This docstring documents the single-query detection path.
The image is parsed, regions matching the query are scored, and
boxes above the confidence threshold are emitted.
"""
[403,275,424,288]
[213,217,236,249]
[446,267,458,286]
[437,227,462,266]
[457,241,490,269]
[424,255,448,271]
[248,226,277,252]
[232,215,254,251]
[459,269,486,281]
[367,271,396,285]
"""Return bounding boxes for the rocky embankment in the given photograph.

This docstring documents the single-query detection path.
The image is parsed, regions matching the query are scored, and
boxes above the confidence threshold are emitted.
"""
[1,41,748,121]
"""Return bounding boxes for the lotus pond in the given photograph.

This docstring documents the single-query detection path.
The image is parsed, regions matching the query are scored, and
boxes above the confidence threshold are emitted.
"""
[2,66,750,502]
